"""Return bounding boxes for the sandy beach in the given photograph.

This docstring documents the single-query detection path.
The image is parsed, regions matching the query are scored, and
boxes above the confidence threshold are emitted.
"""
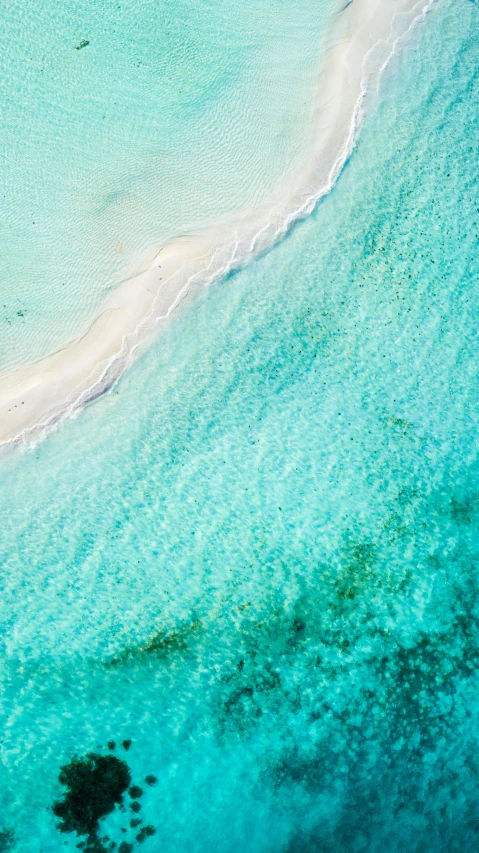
[0,0,434,448]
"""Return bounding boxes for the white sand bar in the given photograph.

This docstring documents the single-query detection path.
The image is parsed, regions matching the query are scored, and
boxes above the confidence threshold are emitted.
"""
[0,0,434,447]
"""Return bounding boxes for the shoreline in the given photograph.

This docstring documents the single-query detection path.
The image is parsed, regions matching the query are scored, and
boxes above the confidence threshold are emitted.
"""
[0,0,434,449]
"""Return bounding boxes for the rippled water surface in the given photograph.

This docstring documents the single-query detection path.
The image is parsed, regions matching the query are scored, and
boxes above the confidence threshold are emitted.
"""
[1,0,479,851]
[0,0,336,371]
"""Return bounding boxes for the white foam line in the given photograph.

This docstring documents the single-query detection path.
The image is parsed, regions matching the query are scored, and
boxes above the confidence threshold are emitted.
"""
[0,0,436,451]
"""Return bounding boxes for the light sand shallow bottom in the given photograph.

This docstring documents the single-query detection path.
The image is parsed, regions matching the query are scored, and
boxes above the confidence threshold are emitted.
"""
[0,0,434,447]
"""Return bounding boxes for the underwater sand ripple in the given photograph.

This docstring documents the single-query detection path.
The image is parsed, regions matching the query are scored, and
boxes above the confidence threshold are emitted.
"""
[0,0,435,449]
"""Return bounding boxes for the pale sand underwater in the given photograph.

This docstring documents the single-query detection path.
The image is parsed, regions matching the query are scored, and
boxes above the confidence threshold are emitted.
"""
[0,0,434,448]
[2,1,479,846]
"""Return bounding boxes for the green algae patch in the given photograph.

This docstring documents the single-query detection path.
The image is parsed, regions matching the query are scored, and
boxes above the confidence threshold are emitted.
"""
[105,620,201,668]
[140,620,200,655]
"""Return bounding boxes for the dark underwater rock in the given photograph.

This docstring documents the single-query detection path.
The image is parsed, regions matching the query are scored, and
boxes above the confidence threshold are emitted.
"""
[122,740,132,751]
[75,39,90,50]
[144,775,157,786]
[53,753,131,838]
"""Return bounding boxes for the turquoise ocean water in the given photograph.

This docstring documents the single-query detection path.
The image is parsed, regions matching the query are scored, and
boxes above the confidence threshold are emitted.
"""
[1,0,479,850]
[0,0,336,372]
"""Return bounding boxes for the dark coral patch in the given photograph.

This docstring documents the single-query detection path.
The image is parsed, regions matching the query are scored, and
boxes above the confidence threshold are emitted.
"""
[122,740,132,751]
[53,753,131,838]
[128,786,143,799]
[136,826,156,843]
[130,801,141,813]
[144,775,157,786]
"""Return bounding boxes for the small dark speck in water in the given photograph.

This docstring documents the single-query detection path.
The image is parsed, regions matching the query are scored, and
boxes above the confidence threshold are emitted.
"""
[75,39,90,50]
[145,775,157,786]
[122,740,132,751]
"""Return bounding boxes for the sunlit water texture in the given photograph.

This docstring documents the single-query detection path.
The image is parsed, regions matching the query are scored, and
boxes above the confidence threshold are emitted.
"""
[1,0,479,851]
[0,0,337,372]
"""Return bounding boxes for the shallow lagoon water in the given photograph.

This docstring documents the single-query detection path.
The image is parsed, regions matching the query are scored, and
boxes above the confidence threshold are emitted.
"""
[1,0,336,372]
[1,0,479,850]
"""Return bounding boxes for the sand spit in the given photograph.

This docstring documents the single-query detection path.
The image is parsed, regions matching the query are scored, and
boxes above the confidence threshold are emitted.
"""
[0,0,434,448]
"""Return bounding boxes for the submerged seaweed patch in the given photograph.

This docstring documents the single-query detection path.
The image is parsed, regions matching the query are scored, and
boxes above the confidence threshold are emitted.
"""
[212,479,479,832]
[213,520,412,739]
[0,830,14,852]
[104,620,200,669]
[249,486,479,849]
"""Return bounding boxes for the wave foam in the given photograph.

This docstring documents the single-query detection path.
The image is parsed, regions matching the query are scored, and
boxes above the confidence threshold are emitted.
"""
[0,0,435,450]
